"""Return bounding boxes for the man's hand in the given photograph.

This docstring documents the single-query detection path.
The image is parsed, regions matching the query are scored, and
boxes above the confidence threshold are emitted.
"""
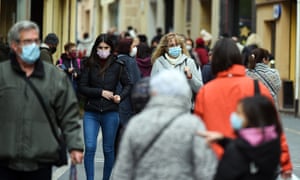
[70,150,83,164]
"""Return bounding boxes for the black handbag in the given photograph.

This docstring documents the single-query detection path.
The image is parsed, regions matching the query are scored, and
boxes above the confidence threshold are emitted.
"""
[23,77,68,166]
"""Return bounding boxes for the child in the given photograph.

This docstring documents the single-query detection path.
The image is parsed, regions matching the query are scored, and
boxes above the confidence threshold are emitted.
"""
[198,95,282,180]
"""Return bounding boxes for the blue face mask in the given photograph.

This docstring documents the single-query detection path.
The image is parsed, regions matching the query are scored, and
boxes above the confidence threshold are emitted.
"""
[20,43,40,64]
[230,112,244,130]
[168,46,182,58]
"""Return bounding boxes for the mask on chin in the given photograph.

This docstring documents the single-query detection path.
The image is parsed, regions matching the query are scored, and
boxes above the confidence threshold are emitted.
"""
[19,43,40,64]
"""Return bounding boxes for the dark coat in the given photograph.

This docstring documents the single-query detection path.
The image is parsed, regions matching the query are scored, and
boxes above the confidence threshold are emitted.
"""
[201,62,214,84]
[214,137,280,180]
[78,56,132,113]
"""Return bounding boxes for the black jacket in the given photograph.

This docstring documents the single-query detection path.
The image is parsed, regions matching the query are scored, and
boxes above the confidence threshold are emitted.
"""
[78,56,132,113]
[214,137,280,180]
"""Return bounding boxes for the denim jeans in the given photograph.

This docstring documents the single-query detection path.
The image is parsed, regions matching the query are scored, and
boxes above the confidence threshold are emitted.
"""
[83,111,119,180]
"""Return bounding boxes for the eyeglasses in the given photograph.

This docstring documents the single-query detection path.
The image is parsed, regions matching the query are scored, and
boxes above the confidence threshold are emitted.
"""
[97,46,110,50]
[17,38,40,45]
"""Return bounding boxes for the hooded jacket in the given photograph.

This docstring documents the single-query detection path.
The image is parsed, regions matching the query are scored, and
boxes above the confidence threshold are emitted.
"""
[0,54,83,171]
[136,56,152,77]
[214,137,280,180]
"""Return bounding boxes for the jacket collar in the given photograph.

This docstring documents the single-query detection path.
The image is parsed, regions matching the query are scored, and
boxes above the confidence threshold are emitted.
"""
[216,64,246,78]
[10,53,45,78]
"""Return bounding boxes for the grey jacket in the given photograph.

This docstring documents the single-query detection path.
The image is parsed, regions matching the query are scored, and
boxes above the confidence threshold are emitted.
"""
[111,96,217,180]
[151,54,203,94]
[0,57,83,171]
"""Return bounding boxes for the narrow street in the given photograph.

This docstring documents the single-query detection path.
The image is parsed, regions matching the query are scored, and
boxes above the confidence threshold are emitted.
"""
[53,112,300,179]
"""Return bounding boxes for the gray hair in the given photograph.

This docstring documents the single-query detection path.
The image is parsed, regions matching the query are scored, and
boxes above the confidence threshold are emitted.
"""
[150,69,191,98]
[7,20,40,45]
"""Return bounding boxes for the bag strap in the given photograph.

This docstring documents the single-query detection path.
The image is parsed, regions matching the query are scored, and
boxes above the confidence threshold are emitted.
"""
[135,112,184,165]
[254,79,260,95]
[23,77,61,144]
[254,69,276,93]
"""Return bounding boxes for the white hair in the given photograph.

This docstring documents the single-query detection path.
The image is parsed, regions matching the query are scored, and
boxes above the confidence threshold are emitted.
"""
[150,69,191,98]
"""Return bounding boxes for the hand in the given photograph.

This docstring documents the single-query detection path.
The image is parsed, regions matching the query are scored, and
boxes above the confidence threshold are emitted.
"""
[70,150,83,164]
[184,66,192,79]
[197,131,224,143]
[102,90,114,100]
[68,67,74,73]
[112,95,121,104]
[280,170,292,179]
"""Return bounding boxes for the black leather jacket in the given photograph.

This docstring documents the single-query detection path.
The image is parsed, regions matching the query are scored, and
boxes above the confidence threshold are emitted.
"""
[78,56,132,112]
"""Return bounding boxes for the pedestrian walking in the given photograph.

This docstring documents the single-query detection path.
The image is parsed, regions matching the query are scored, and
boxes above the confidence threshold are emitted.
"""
[194,37,293,179]
[0,20,83,180]
[135,42,152,77]
[111,69,217,180]
[151,32,203,109]
[78,33,132,180]
[40,33,59,64]
[56,42,82,94]
[246,48,281,107]
[199,95,282,180]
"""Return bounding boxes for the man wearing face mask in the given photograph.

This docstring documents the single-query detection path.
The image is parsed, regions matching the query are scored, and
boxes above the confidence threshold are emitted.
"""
[40,33,59,64]
[0,20,84,179]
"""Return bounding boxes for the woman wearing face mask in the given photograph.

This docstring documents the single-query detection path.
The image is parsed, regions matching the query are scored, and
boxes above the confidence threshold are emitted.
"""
[151,32,203,109]
[198,95,282,180]
[78,34,132,180]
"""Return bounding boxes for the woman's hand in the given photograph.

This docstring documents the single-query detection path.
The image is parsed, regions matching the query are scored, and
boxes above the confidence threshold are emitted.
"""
[184,66,192,79]
[112,95,121,104]
[102,90,114,100]
[197,131,224,143]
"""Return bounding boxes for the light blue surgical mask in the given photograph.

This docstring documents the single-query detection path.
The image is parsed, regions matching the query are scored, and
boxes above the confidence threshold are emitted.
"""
[168,46,182,58]
[230,112,244,130]
[20,43,40,64]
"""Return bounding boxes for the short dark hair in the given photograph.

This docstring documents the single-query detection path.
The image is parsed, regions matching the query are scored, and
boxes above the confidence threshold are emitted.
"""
[44,33,59,45]
[64,42,76,51]
[116,38,133,55]
[136,42,151,59]
[211,38,242,75]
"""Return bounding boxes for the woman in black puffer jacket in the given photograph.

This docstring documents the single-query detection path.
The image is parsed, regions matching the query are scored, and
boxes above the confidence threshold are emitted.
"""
[78,33,132,180]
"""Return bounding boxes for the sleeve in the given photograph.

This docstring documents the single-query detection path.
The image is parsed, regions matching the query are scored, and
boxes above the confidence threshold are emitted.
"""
[193,121,217,180]
[194,87,205,119]
[110,124,136,180]
[119,64,133,101]
[187,58,203,93]
[279,133,293,172]
[214,144,244,180]
[78,68,103,98]
[54,73,84,151]
[150,58,161,76]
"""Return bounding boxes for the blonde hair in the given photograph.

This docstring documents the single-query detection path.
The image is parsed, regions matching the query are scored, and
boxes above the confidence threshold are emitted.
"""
[246,33,262,47]
[151,32,189,64]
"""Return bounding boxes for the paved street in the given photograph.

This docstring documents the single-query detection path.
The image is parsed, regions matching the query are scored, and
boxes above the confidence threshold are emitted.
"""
[52,112,300,179]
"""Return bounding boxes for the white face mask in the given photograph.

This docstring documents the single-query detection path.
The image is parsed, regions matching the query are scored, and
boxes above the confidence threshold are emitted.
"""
[186,45,192,51]
[130,46,137,57]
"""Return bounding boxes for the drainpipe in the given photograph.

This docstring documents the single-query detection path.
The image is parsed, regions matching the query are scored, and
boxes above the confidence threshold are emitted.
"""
[295,0,300,116]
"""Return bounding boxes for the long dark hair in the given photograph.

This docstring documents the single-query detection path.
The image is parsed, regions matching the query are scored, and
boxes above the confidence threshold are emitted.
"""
[85,33,115,75]
[239,95,282,135]
[211,38,242,75]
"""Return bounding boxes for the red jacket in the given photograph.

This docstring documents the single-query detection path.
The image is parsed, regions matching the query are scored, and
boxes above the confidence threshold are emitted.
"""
[194,64,292,172]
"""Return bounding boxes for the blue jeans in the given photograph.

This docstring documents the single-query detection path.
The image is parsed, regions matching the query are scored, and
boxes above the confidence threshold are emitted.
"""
[83,111,119,180]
